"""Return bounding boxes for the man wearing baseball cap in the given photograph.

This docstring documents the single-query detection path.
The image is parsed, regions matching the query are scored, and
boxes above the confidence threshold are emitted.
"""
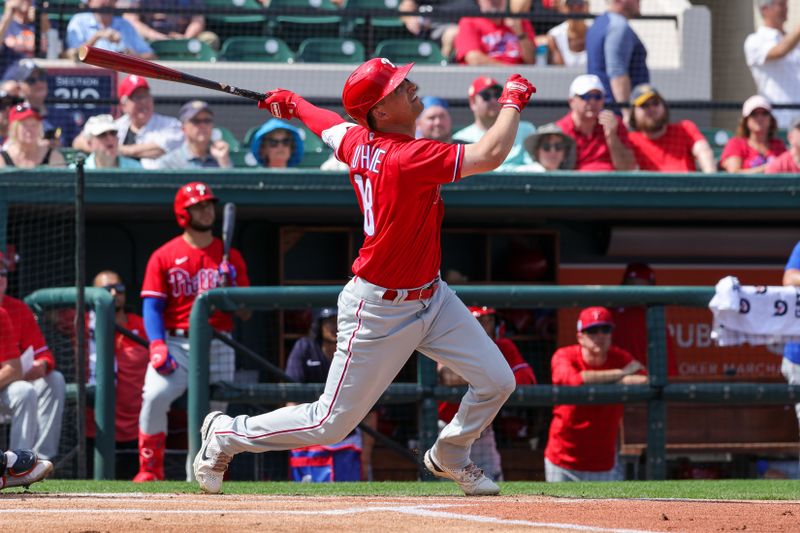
[154,100,231,169]
[627,84,716,173]
[555,74,636,171]
[544,306,647,482]
[194,58,535,496]
[79,114,141,169]
[2,60,60,145]
[453,76,536,170]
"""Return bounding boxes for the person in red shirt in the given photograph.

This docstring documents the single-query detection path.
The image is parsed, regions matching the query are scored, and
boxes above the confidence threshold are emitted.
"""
[627,84,716,173]
[135,181,250,482]
[765,117,800,174]
[0,252,64,461]
[193,58,535,496]
[437,306,536,480]
[544,306,647,482]
[455,0,536,65]
[85,270,149,479]
[555,74,636,171]
[720,95,786,174]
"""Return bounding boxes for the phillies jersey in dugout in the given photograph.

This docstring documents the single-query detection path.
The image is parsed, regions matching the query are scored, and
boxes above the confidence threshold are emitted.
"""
[140,236,249,331]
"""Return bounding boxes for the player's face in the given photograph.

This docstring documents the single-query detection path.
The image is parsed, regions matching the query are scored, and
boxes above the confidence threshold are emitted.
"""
[94,272,126,310]
[186,200,216,231]
[184,111,214,145]
[536,134,567,171]
[578,325,612,365]
[373,79,422,127]
[476,314,496,337]
[416,105,452,141]
[122,88,154,128]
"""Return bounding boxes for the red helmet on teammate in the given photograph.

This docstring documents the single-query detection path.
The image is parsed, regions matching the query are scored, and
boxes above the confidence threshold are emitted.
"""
[342,58,414,127]
[468,306,496,318]
[173,181,218,228]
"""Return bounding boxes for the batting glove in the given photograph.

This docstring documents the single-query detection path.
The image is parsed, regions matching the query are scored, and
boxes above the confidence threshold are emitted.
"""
[218,260,237,287]
[258,89,298,120]
[498,74,536,113]
[149,339,177,375]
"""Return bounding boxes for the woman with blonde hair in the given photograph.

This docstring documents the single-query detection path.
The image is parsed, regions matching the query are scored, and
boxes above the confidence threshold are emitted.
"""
[547,0,590,67]
[720,95,786,174]
[0,104,64,167]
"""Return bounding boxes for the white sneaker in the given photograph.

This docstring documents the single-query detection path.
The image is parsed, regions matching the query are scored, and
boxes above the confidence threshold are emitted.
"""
[423,449,500,496]
[1,450,54,490]
[193,411,233,494]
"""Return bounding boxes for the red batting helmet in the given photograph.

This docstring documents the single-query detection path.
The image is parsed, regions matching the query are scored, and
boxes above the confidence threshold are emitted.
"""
[468,306,496,318]
[342,58,414,127]
[174,181,217,228]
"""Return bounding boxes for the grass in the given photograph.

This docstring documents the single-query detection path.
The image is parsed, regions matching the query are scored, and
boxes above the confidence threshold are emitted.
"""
[12,479,800,500]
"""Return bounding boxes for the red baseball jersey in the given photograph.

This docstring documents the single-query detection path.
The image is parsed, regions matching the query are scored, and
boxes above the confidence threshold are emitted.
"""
[0,307,16,363]
[544,344,639,472]
[556,112,633,171]
[335,126,464,289]
[2,294,55,371]
[140,236,249,331]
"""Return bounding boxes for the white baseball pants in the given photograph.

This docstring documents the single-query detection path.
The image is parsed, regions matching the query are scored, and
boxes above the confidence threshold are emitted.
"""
[0,370,65,460]
[212,277,516,470]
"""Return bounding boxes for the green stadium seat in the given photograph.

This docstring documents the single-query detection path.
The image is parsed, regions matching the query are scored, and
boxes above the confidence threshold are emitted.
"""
[269,0,342,25]
[296,37,365,63]
[219,37,294,63]
[212,126,242,152]
[297,126,332,167]
[776,129,789,146]
[700,127,733,158]
[374,39,446,65]
[230,150,259,168]
[242,125,259,149]
[151,39,217,61]
[204,0,268,24]
[267,0,343,48]
[346,0,404,28]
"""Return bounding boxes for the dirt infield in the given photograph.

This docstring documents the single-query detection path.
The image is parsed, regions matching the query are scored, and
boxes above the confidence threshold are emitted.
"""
[2,493,799,532]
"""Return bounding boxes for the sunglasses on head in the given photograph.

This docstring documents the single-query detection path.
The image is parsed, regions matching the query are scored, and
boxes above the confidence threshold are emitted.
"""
[24,73,47,85]
[478,88,502,101]
[578,92,604,102]
[266,137,292,147]
[582,325,612,335]
[189,117,213,125]
[540,142,565,152]
[102,282,125,293]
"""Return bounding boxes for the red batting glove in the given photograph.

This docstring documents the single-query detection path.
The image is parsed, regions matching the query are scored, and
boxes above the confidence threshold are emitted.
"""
[498,74,536,113]
[257,89,298,120]
[149,339,177,375]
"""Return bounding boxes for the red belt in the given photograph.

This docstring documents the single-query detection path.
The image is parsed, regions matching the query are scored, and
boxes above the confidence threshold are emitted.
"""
[382,281,439,301]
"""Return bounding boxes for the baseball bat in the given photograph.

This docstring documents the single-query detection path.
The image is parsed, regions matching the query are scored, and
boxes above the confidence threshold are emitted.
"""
[78,46,268,102]
[220,202,236,287]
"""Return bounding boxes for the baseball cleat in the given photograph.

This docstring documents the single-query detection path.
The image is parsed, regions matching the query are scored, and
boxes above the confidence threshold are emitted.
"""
[423,449,500,496]
[193,411,232,494]
[1,450,54,490]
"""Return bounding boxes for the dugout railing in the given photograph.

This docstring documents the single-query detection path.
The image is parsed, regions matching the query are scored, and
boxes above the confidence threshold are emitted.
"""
[187,285,800,482]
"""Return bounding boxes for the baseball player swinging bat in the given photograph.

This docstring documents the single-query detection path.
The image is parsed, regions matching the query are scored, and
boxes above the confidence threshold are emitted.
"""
[78,46,269,102]
[219,202,236,287]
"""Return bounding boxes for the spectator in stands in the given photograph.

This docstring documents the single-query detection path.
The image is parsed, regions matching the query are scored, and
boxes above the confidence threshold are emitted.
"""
[0,0,51,79]
[286,308,377,482]
[399,0,469,59]
[79,114,141,169]
[250,118,304,169]
[3,60,60,145]
[627,84,716,173]
[611,262,678,376]
[0,104,65,167]
[155,100,231,169]
[720,95,786,174]
[0,89,23,144]
[556,74,636,171]
[65,0,155,60]
[0,306,37,460]
[453,76,536,170]
[586,0,648,111]
[437,306,536,481]
[782,240,800,442]
[415,96,453,142]
[74,75,184,169]
[87,270,149,479]
[118,0,220,51]
[454,0,536,65]
[522,122,576,171]
[766,117,800,174]
[546,0,590,67]
[544,306,647,482]
[744,0,800,129]
[0,251,65,461]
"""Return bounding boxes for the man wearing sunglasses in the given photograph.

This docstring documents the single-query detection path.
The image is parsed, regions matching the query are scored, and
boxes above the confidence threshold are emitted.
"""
[154,100,231,169]
[453,76,536,171]
[544,306,647,482]
[1,60,60,145]
[556,74,636,171]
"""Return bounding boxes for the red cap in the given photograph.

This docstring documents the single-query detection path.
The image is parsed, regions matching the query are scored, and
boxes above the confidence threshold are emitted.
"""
[468,306,496,318]
[468,76,501,99]
[9,104,41,124]
[118,75,150,99]
[577,306,614,332]
[622,262,655,285]
[341,58,414,127]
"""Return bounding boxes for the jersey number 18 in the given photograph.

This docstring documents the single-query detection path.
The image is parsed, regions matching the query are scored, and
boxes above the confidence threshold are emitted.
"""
[354,174,375,236]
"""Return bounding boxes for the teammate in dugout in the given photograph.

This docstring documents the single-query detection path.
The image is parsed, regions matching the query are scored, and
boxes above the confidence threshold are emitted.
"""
[135,182,250,482]
[193,57,536,496]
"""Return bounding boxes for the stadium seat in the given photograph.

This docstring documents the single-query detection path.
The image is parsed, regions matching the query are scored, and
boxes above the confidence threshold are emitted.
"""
[345,0,404,30]
[204,0,268,24]
[374,39,446,65]
[700,127,733,158]
[267,0,343,48]
[296,37,365,63]
[297,126,332,167]
[219,37,294,63]
[230,150,259,168]
[212,126,242,152]
[151,39,217,61]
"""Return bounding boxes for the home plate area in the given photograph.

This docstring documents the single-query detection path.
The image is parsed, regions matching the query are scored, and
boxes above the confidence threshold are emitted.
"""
[1,493,799,532]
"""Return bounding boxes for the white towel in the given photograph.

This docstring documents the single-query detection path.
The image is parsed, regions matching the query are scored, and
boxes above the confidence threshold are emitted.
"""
[709,275,800,347]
